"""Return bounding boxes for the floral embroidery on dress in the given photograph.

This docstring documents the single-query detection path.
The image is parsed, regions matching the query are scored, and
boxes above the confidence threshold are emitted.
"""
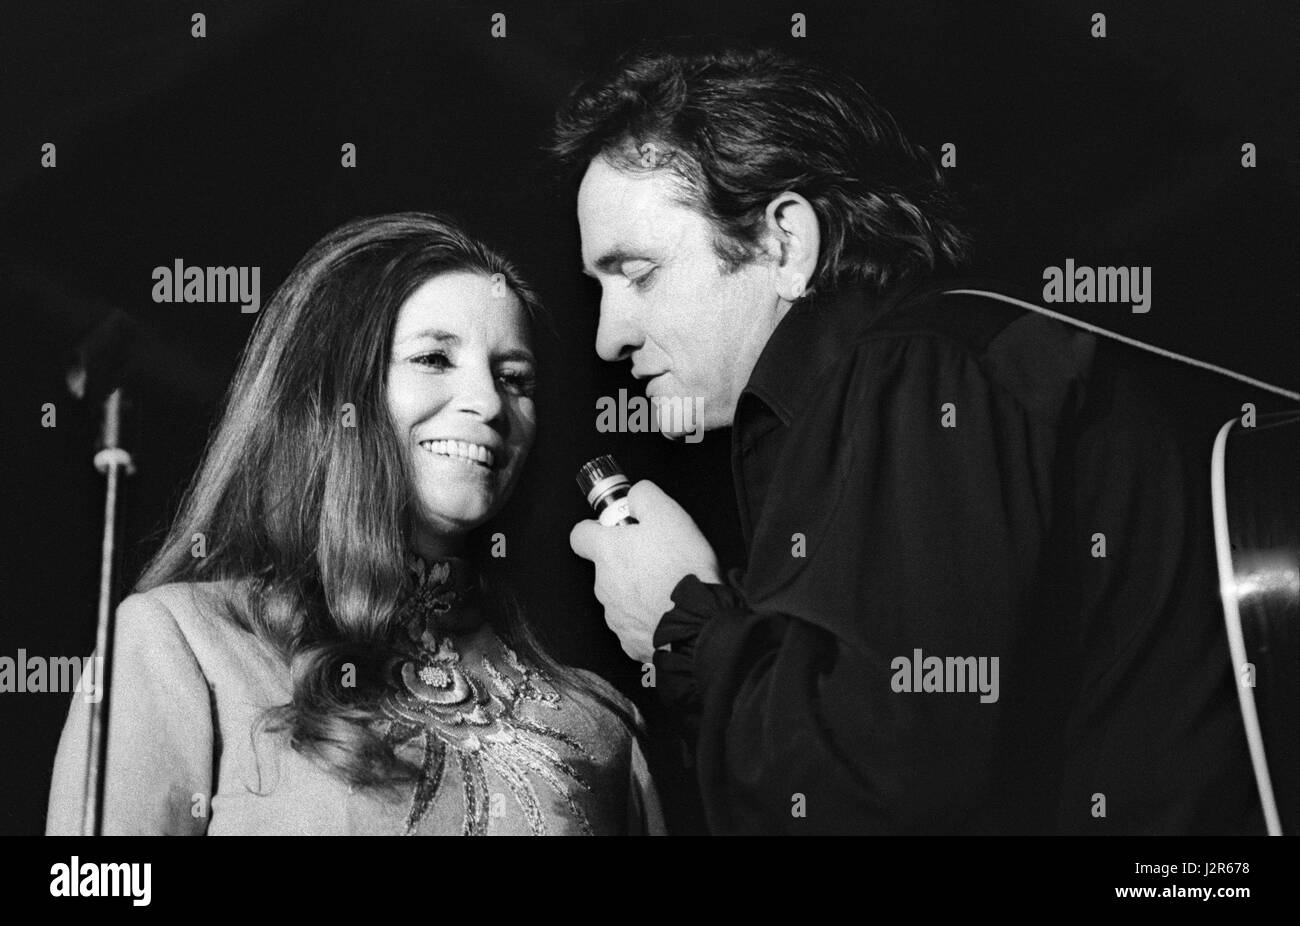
[377,557,594,835]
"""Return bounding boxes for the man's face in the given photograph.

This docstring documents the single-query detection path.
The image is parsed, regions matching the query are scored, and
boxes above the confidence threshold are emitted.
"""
[577,156,784,436]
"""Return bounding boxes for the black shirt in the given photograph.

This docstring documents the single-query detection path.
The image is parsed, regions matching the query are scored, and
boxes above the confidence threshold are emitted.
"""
[651,275,1266,835]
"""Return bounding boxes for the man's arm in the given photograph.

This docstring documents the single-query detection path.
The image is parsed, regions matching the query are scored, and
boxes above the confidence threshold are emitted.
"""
[648,334,1063,833]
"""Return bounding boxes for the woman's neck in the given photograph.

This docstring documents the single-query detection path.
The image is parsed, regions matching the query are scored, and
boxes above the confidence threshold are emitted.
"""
[412,529,466,563]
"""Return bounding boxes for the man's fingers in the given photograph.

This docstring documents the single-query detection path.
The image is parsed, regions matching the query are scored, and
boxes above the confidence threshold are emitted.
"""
[569,518,601,560]
[627,479,670,516]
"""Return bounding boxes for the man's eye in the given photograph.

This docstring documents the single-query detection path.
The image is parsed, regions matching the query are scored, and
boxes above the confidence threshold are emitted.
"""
[412,350,452,369]
[627,266,657,291]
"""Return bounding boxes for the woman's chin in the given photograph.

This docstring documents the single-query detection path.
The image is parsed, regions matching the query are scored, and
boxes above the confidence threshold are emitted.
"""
[416,497,504,543]
[410,464,520,549]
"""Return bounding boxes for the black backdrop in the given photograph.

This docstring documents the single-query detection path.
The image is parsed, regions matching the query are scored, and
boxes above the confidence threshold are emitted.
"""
[1,0,1295,836]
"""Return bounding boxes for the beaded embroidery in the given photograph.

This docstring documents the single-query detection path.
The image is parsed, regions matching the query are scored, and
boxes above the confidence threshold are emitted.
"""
[378,558,594,835]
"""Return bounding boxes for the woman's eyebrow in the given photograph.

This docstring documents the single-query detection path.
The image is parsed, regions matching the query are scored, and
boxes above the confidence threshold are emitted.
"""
[395,328,460,346]
[495,347,536,365]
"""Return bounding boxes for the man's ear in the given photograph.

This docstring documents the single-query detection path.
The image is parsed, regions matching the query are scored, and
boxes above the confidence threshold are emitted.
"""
[763,192,821,302]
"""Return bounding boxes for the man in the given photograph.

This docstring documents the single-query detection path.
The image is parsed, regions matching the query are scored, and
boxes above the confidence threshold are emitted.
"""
[555,46,1263,834]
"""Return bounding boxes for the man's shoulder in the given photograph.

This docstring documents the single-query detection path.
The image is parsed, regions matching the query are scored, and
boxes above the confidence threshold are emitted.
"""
[833,276,1102,421]
[859,276,1031,350]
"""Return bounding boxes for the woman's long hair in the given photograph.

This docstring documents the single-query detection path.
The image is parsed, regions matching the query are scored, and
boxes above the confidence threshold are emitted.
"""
[138,212,605,791]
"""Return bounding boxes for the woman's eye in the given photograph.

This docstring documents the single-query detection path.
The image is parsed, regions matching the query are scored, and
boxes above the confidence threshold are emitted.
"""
[498,369,536,397]
[412,350,452,370]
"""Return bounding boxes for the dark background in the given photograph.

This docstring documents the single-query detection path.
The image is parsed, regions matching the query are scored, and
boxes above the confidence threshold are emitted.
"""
[1,0,1295,835]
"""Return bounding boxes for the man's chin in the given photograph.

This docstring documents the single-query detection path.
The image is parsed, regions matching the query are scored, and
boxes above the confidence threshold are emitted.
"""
[649,394,709,444]
[654,422,708,444]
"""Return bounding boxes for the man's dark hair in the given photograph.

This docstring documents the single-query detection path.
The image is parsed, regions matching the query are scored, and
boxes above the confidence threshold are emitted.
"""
[551,45,971,296]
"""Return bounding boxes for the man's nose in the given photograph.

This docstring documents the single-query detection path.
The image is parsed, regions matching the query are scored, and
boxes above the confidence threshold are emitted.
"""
[594,294,640,363]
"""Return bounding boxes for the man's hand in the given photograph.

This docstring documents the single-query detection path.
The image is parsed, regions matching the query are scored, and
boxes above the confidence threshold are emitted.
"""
[570,480,721,663]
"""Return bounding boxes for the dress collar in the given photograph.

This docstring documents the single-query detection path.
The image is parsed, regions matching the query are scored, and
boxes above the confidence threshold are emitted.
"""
[397,555,484,639]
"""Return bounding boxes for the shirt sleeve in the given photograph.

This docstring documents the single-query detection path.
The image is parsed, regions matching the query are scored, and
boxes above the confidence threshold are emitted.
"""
[46,591,215,835]
[652,333,1058,834]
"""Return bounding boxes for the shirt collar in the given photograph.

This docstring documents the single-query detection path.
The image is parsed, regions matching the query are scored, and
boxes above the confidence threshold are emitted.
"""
[741,275,944,425]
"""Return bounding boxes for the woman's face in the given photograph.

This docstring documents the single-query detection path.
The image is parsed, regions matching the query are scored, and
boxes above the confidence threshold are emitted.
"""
[386,271,537,558]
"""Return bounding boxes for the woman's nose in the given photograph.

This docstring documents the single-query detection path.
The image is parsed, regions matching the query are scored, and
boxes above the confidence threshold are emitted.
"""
[455,363,505,421]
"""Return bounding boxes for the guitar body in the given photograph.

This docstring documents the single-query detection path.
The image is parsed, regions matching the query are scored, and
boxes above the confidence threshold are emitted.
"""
[1211,410,1300,835]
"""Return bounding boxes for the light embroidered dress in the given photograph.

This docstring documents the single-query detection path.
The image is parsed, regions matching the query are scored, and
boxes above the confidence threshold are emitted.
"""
[46,559,664,835]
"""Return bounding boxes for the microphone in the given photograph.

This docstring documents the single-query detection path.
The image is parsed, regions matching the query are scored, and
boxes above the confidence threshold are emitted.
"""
[65,309,139,404]
[65,310,139,476]
[576,455,638,526]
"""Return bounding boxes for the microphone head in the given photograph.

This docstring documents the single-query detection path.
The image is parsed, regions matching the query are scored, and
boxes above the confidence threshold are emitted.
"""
[576,454,638,524]
[576,454,625,496]
[577,454,637,510]
[66,309,140,402]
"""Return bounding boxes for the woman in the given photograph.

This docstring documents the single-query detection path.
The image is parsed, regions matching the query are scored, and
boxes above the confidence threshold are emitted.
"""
[46,213,663,835]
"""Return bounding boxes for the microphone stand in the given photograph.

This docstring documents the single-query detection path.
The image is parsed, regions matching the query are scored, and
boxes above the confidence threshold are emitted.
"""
[80,387,136,836]
[65,309,139,836]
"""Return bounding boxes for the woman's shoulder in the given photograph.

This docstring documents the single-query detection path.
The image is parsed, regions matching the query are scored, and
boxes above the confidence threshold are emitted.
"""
[559,666,664,834]
[564,666,647,734]
[114,578,284,687]
[118,578,247,641]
